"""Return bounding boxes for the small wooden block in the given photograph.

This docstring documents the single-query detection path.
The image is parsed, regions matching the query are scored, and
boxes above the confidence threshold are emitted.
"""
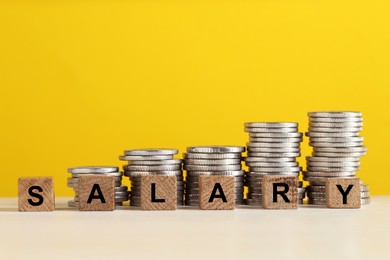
[199,175,235,210]
[326,177,361,208]
[141,175,177,210]
[78,175,115,211]
[18,177,55,212]
[262,175,298,209]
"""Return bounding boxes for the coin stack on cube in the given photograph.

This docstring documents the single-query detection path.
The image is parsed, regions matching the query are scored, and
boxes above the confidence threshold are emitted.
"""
[243,122,304,206]
[67,166,129,207]
[183,146,245,206]
[304,111,370,205]
[120,149,183,207]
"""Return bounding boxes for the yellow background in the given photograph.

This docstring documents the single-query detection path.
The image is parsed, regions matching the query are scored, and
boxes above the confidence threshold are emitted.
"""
[0,0,389,196]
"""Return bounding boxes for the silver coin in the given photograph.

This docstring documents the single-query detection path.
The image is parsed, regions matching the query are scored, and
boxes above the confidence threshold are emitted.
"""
[306,132,359,138]
[247,171,299,177]
[184,158,241,165]
[67,178,78,184]
[308,137,364,143]
[307,161,360,167]
[309,127,362,133]
[249,132,303,138]
[244,122,298,128]
[115,197,129,202]
[71,171,123,178]
[243,157,296,162]
[304,171,356,177]
[306,185,325,192]
[361,191,370,198]
[185,178,244,184]
[361,197,371,205]
[124,164,182,171]
[309,122,363,128]
[309,117,363,123]
[248,166,302,172]
[306,156,360,162]
[303,176,356,185]
[183,153,241,159]
[307,198,326,205]
[115,186,128,192]
[309,142,363,148]
[249,137,302,143]
[313,152,366,157]
[186,146,245,153]
[125,170,182,177]
[119,155,173,161]
[245,127,298,133]
[246,142,300,148]
[248,152,301,158]
[307,166,359,172]
[130,179,184,186]
[115,190,131,196]
[244,198,262,206]
[308,111,362,118]
[68,200,78,207]
[245,161,298,167]
[247,147,300,153]
[186,170,245,177]
[184,164,241,171]
[124,149,178,156]
[185,181,244,187]
[68,166,119,174]
[361,185,369,192]
[127,159,182,166]
[313,146,367,153]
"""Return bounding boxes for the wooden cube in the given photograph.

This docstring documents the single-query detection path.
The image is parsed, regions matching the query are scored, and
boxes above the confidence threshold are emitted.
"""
[78,175,115,211]
[262,175,298,209]
[199,175,235,210]
[326,177,361,208]
[18,177,55,212]
[141,175,177,210]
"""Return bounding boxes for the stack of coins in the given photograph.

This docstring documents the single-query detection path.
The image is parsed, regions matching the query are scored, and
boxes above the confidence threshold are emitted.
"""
[120,149,183,207]
[183,146,245,206]
[67,166,129,207]
[304,111,370,205]
[243,122,303,206]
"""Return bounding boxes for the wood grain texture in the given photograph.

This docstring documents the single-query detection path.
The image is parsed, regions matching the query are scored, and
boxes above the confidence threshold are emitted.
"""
[141,175,177,210]
[262,175,298,209]
[78,175,115,211]
[18,177,55,212]
[199,175,235,210]
[326,177,361,209]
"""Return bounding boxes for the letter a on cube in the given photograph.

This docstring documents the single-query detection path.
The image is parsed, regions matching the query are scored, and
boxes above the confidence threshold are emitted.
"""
[78,175,115,211]
[199,175,235,210]
[262,175,298,209]
[326,177,361,209]
[18,177,55,212]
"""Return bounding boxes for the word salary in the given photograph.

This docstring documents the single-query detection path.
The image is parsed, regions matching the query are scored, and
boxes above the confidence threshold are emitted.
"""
[17,175,362,211]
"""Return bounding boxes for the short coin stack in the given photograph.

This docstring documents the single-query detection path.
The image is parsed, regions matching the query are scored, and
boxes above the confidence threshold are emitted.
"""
[67,166,129,207]
[304,111,370,205]
[243,122,304,206]
[183,146,245,206]
[120,149,183,207]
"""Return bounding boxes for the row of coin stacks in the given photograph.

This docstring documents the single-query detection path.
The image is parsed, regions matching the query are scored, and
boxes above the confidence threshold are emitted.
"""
[65,111,370,207]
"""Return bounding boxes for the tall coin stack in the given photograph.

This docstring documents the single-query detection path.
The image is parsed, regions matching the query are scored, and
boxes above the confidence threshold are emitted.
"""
[243,123,304,206]
[120,149,184,207]
[304,111,370,205]
[183,146,245,206]
[67,166,129,207]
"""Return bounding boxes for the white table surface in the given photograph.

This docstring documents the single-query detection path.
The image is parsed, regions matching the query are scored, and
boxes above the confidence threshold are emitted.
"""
[0,197,389,259]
